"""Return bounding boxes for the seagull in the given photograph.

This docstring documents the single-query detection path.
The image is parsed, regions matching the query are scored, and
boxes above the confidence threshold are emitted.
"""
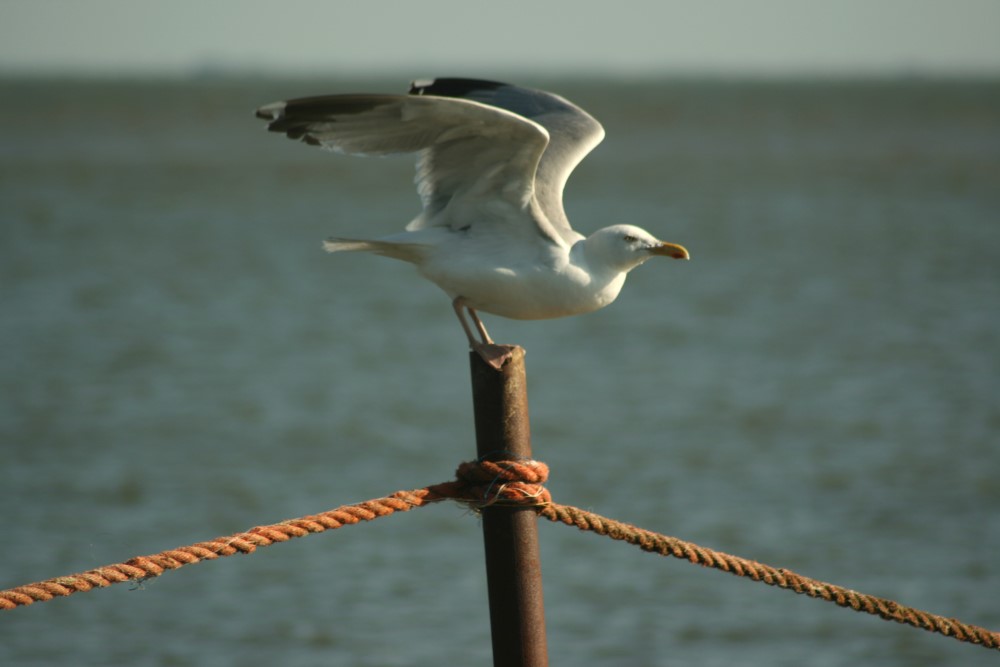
[256,78,689,369]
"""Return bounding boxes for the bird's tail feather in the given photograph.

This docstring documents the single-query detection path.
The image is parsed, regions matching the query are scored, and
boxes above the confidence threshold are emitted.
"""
[323,237,425,263]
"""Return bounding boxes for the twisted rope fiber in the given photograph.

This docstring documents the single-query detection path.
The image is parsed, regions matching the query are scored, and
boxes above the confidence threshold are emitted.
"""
[0,487,438,611]
[538,503,1000,651]
[0,459,546,612]
[2,459,997,654]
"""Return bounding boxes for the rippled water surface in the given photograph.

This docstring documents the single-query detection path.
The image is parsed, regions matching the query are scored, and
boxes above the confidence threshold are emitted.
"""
[2,76,999,666]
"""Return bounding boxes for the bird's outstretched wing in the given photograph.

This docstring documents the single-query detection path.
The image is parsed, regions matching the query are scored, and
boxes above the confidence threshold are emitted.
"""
[256,93,558,240]
[410,78,605,241]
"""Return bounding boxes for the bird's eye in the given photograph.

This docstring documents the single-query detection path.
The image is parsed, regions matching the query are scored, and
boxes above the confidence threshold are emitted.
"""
[623,234,637,243]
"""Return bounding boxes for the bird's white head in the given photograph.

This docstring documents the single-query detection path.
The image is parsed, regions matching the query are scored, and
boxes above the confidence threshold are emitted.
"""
[583,224,690,274]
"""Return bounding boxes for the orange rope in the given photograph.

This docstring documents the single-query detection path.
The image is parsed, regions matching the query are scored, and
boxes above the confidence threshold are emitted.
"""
[0,459,546,611]
[2,457,996,654]
[538,503,1000,650]
[0,486,442,610]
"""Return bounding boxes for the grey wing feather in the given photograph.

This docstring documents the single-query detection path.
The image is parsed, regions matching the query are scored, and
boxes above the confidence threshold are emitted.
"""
[410,78,605,240]
[256,93,552,236]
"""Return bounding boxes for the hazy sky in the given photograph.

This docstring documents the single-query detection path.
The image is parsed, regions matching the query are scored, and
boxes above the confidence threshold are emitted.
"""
[2,0,999,77]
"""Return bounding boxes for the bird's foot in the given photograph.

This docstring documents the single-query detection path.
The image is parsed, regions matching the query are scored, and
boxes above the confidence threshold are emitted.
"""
[473,342,518,370]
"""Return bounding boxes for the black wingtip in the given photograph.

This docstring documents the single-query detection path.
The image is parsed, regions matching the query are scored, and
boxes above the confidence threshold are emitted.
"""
[408,77,508,98]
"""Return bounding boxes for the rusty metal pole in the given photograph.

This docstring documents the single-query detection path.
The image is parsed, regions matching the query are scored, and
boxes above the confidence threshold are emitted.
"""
[469,346,548,667]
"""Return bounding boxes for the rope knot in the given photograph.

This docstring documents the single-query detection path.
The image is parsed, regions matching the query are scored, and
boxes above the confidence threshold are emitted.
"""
[454,458,551,508]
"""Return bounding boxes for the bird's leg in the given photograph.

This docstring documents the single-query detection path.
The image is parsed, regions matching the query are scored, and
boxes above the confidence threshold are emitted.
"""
[466,306,494,344]
[452,298,481,348]
[452,297,515,370]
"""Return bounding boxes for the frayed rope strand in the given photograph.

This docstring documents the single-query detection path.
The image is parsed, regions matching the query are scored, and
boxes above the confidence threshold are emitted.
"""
[538,502,1000,651]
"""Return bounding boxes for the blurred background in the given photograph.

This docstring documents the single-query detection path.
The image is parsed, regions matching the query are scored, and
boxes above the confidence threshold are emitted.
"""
[2,2,999,665]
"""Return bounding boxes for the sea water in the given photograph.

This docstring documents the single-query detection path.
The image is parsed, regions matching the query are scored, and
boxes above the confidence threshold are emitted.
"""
[1,76,998,666]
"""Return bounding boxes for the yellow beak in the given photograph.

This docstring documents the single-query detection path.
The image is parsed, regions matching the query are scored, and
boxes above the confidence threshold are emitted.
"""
[649,241,690,260]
